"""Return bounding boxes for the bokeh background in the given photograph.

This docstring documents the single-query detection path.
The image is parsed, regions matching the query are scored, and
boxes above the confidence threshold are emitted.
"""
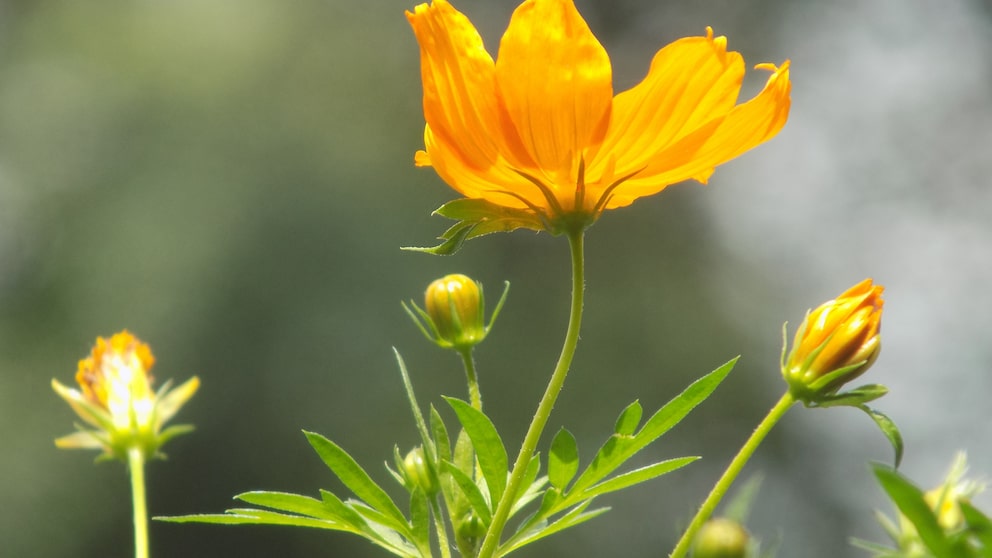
[2,0,991,556]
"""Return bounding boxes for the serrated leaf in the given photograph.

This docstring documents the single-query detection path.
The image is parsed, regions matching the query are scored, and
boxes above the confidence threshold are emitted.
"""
[860,406,904,468]
[549,429,579,491]
[570,358,736,495]
[444,397,508,508]
[873,464,954,557]
[441,460,493,524]
[579,457,698,500]
[304,431,407,529]
[613,401,642,436]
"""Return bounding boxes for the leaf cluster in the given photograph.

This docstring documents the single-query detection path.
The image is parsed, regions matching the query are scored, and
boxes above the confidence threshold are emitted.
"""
[160,355,737,557]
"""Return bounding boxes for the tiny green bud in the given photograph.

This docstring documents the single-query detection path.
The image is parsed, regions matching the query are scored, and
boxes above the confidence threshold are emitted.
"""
[402,447,438,496]
[425,274,487,350]
[691,518,750,558]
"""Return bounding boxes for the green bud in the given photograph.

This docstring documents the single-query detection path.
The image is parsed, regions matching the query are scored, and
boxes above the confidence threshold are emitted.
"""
[402,447,438,496]
[692,518,750,558]
[425,274,487,350]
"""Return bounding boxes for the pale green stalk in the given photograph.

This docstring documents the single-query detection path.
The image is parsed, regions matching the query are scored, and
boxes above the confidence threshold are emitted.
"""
[458,348,482,411]
[669,391,796,558]
[431,497,452,558]
[477,229,586,558]
[128,447,150,558]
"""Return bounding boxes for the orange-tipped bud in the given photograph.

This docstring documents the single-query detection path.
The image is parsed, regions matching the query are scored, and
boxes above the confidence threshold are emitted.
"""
[783,279,884,400]
[424,274,487,350]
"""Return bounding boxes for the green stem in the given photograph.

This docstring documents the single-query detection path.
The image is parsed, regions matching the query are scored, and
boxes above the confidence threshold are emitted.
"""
[669,391,796,558]
[430,497,452,558]
[459,348,482,411]
[477,228,586,558]
[128,447,150,558]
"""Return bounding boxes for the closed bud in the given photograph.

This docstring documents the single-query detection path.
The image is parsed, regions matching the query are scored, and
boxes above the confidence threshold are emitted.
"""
[424,274,487,350]
[692,518,750,558]
[402,447,438,496]
[783,279,884,401]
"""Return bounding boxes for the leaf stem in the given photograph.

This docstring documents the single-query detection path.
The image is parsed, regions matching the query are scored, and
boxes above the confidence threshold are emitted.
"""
[669,390,796,558]
[128,446,150,558]
[459,348,483,411]
[431,497,452,558]
[477,228,586,558]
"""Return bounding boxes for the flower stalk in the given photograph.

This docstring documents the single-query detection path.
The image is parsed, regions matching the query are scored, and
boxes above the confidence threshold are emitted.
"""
[670,391,796,558]
[477,226,586,558]
[128,446,150,558]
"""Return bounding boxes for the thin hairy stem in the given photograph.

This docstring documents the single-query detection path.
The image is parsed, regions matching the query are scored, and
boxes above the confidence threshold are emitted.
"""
[128,447,150,558]
[669,391,796,558]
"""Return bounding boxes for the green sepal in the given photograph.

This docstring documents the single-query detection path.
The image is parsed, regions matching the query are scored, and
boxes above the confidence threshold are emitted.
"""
[859,406,904,469]
[872,464,956,556]
[807,384,888,408]
[444,397,508,508]
[403,198,546,255]
[549,428,579,491]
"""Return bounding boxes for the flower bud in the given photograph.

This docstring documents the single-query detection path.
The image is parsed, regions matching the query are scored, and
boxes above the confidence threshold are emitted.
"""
[783,279,884,400]
[402,447,438,496]
[52,330,199,461]
[691,518,750,558]
[424,274,487,350]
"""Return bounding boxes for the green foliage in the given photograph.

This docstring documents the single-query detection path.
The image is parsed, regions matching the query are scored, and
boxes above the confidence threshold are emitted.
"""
[852,462,991,558]
[804,383,903,468]
[159,355,734,557]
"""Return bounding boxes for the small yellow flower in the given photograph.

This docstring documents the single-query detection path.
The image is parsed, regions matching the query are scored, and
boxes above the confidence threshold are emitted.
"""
[407,0,791,231]
[783,279,884,399]
[52,330,199,461]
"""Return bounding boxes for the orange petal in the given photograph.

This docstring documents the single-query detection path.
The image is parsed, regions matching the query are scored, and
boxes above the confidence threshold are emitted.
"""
[591,29,744,178]
[422,124,548,211]
[495,0,612,177]
[407,1,505,172]
[603,61,791,208]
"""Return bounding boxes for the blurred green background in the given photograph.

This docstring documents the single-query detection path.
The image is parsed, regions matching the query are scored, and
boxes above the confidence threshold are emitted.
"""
[3,0,991,556]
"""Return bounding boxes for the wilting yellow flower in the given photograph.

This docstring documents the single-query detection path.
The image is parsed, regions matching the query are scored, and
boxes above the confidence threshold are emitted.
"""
[783,279,884,398]
[407,0,791,231]
[52,330,199,461]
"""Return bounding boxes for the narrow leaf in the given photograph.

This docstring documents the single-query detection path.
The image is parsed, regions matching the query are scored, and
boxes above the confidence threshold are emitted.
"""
[578,457,698,500]
[304,431,407,528]
[812,384,889,408]
[570,358,736,494]
[860,406,904,468]
[613,401,642,436]
[444,397,508,507]
[430,405,451,463]
[402,221,475,255]
[235,491,329,519]
[409,491,430,551]
[873,464,953,556]
[549,429,579,491]
[441,460,493,524]
[498,501,610,556]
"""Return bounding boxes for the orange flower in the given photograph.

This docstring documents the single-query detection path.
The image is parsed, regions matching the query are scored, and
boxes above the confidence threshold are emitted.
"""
[52,330,199,460]
[783,279,884,397]
[407,0,791,231]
